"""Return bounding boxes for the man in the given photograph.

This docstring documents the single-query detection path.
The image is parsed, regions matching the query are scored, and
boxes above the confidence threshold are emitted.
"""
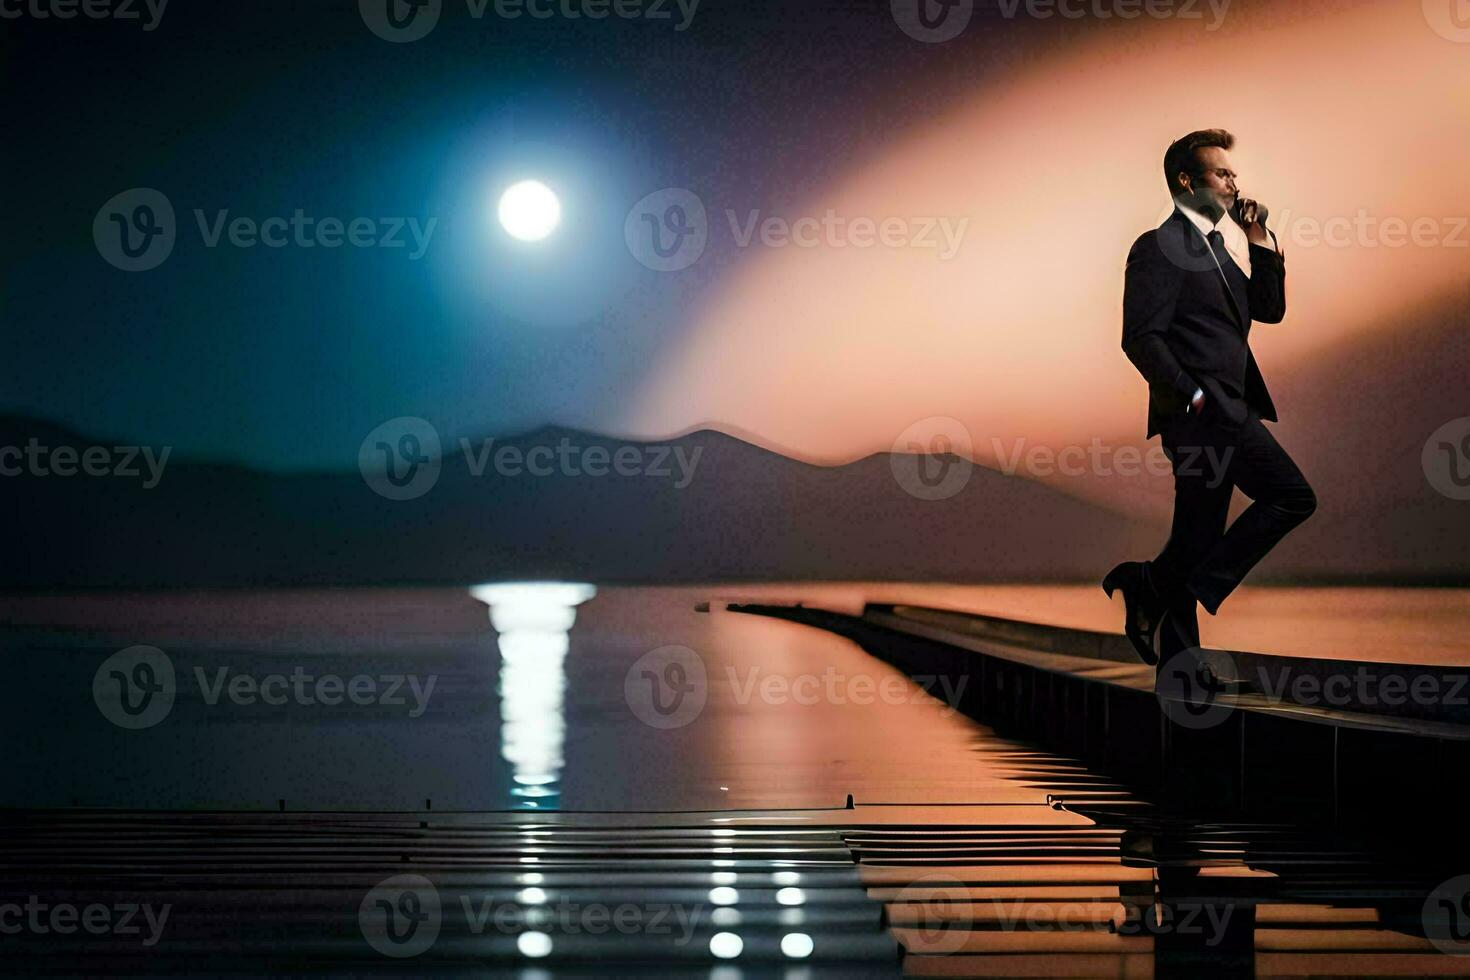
[1103,129,1317,666]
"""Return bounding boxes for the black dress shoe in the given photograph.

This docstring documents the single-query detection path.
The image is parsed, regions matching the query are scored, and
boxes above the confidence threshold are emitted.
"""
[1102,560,1166,666]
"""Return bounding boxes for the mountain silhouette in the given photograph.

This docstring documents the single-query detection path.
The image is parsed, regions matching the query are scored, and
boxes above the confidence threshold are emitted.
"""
[0,416,1158,590]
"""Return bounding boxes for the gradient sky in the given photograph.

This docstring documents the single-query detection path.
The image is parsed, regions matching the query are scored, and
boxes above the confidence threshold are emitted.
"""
[615,0,1470,524]
[4,0,1468,506]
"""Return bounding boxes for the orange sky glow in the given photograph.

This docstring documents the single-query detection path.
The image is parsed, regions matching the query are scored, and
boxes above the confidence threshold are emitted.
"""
[619,1,1470,519]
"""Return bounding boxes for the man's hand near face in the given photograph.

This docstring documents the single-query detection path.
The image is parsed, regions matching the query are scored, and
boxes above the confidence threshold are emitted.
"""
[1235,197,1278,251]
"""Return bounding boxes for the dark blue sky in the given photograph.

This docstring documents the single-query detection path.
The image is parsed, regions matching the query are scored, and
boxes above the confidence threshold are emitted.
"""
[2,0,1072,469]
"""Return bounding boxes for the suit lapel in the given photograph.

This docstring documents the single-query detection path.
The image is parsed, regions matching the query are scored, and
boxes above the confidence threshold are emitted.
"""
[1170,210,1247,332]
[1215,249,1249,332]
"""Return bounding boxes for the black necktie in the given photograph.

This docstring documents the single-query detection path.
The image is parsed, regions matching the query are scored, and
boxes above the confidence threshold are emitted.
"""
[1207,229,1228,264]
[1207,229,1247,322]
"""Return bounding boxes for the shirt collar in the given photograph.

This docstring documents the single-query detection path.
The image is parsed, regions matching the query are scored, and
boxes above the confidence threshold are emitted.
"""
[1175,200,1222,237]
[1174,201,1252,279]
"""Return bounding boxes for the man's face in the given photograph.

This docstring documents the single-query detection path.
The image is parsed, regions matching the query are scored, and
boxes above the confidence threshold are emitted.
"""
[1181,146,1239,218]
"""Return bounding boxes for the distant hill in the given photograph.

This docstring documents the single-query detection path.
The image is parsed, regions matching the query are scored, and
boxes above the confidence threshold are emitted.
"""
[0,415,1160,590]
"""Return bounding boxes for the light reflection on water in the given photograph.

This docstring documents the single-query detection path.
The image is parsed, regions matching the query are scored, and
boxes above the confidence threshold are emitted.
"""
[5,583,1462,812]
[470,582,597,809]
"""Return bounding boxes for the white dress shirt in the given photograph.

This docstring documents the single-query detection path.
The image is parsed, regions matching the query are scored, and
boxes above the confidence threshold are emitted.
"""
[1172,202,1262,411]
[1175,201,1253,279]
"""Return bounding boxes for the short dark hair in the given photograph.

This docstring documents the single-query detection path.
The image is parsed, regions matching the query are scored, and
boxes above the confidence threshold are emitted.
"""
[1163,129,1234,196]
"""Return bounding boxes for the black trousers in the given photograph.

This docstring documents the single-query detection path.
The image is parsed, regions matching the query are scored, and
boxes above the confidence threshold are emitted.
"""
[1152,400,1317,621]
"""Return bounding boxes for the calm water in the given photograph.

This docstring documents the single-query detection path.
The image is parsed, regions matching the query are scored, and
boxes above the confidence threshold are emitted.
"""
[2,583,1465,812]
[8,583,1469,978]
[0,585,1018,811]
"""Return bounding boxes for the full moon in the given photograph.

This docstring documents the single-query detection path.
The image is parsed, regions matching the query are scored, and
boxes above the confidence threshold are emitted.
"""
[497,180,561,242]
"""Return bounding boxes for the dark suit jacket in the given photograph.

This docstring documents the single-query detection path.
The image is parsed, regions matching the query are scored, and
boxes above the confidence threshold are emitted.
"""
[1121,207,1286,438]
